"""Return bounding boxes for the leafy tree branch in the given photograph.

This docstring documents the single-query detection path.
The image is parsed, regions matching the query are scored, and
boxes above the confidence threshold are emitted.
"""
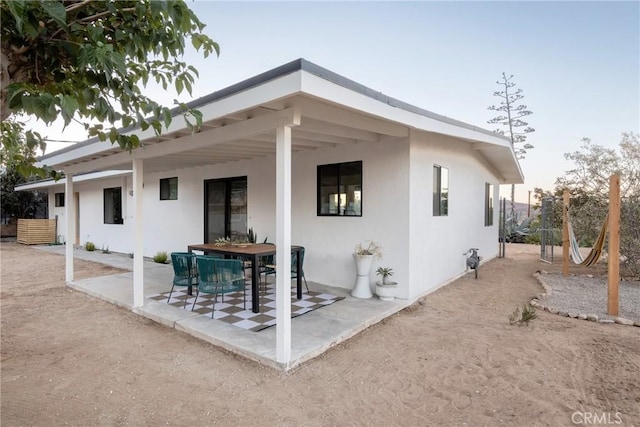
[1,0,219,177]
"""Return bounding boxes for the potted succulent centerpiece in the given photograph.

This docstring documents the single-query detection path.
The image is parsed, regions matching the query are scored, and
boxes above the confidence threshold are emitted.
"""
[352,241,383,299]
[375,267,398,301]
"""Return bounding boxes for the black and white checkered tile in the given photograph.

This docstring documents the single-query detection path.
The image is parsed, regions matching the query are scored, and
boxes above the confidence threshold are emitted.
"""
[149,283,344,332]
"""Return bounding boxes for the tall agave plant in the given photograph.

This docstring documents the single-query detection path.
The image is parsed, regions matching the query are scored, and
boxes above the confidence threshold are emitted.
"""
[504,215,533,243]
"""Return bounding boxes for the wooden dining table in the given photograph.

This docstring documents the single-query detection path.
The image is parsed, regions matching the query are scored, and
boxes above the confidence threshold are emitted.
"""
[187,243,304,313]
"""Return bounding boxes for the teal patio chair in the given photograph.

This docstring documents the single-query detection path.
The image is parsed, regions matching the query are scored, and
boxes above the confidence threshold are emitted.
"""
[169,252,198,308]
[263,247,309,292]
[193,256,246,318]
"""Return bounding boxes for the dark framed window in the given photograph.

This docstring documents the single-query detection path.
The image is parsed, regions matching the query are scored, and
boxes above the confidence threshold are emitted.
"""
[160,177,178,200]
[485,183,494,226]
[55,192,65,207]
[104,187,123,224]
[433,165,449,216]
[317,161,362,216]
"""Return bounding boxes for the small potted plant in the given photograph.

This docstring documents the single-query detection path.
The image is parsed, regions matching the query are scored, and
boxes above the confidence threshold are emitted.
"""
[375,266,398,301]
[354,240,383,259]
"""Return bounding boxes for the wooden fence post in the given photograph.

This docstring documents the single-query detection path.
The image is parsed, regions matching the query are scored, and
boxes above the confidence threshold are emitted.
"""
[608,174,620,316]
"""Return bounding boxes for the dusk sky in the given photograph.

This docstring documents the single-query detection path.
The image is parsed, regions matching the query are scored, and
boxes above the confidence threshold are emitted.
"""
[38,1,640,203]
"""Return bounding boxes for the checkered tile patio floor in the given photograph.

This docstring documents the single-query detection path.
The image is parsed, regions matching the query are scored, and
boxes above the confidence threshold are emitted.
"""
[149,283,345,332]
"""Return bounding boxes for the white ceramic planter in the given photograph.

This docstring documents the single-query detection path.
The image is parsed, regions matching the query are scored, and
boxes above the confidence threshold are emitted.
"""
[352,254,373,298]
[375,281,398,301]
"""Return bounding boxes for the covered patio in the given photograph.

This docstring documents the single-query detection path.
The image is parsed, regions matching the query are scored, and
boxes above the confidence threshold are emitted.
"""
[35,244,408,370]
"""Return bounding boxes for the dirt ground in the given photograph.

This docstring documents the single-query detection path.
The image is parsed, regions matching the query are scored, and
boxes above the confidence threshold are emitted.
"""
[1,242,639,426]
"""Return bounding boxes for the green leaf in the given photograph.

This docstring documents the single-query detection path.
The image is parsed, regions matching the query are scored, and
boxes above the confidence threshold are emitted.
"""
[95,97,110,120]
[5,1,25,33]
[40,0,67,29]
[82,88,96,106]
[23,19,41,39]
[151,119,162,135]
[162,108,172,127]
[22,94,57,123]
[191,34,202,51]
[87,23,104,42]
[129,134,140,149]
[111,51,127,76]
[77,45,96,69]
[108,128,118,143]
[183,79,192,95]
[188,65,199,78]
[25,130,43,151]
[190,109,203,127]
[7,86,28,110]
[59,95,79,125]
[121,116,133,128]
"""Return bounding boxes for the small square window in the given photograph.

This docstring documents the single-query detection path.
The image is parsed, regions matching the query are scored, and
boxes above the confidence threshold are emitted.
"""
[160,177,178,200]
[317,161,362,216]
[55,192,65,207]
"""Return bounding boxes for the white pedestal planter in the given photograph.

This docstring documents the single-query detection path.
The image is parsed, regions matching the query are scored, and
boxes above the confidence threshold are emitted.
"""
[351,254,373,299]
[375,281,398,301]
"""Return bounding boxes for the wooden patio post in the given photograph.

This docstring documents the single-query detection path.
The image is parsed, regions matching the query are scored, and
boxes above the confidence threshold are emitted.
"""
[608,174,620,316]
[562,189,570,276]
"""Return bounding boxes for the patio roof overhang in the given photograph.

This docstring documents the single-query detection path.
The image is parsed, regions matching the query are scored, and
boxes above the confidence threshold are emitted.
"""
[35,59,523,184]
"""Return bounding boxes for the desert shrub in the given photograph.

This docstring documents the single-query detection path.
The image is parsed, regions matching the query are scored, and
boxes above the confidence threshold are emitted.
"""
[621,196,640,277]
[85,241,95,251]
[509,304,538,325]
[525,233,540,245]
[153,251,168,264]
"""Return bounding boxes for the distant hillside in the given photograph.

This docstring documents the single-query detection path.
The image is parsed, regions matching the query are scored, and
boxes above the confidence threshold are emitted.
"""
[502,201,539,219]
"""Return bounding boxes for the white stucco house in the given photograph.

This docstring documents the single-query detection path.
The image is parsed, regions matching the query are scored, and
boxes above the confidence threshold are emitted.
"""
[17,59,523,364]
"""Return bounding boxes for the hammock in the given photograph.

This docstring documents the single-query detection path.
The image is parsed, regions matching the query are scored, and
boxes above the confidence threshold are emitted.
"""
[567,214,608,267]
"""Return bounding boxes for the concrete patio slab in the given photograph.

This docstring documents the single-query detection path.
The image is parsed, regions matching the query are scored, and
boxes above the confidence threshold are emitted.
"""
[134,300,201,328]
[35,245,413,370]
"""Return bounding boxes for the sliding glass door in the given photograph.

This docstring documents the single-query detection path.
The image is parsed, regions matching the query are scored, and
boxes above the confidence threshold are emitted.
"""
[204,177,247,243]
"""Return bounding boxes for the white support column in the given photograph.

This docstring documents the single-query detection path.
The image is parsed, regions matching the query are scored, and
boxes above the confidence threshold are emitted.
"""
[275,124,292,366]
[64,173,75,283]
[132,158,144,308]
